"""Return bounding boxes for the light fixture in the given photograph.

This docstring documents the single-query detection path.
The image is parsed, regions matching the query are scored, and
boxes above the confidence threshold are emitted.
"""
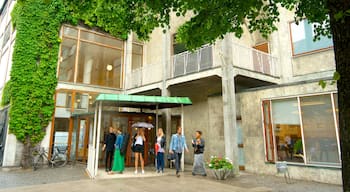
[106,64,113,71]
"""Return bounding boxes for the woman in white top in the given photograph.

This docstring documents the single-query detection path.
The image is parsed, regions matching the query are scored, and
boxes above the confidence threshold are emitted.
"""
[155,128,166,173]
[134,128,146,174]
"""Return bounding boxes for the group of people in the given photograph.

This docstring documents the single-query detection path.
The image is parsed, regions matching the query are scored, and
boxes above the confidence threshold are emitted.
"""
[102,125,207,177]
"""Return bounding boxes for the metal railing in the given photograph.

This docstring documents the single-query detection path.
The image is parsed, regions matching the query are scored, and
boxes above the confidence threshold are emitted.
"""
[172,45,213,78]
[126,63,163,89]
[233,43,279,77]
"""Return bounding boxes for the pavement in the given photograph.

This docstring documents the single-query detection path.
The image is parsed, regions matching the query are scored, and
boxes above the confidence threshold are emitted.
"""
[0,164,343,192]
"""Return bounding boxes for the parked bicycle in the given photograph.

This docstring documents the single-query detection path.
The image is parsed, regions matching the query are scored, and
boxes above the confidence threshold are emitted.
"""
[32,146,68,170]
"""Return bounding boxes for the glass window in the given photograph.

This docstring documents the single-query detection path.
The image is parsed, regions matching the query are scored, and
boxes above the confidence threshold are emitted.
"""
[272,98,303,163]
[0,50,9,89]
[132,43,143,70]
[53,118,70,148]
[56,91,72,108]
[80,31,123,48]
[2,23,10,48]
[74,92,97,113]
[300,95,340,165]
[63,26,78,38]
[77,41,122,88]
[290,19,333,55]
[58,38,77,82]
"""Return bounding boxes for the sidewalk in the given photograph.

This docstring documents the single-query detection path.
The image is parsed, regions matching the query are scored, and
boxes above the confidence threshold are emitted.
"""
[0,164,342,192]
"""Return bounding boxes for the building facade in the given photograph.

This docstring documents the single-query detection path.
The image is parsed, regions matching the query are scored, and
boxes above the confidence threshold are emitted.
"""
[0,1,341,184]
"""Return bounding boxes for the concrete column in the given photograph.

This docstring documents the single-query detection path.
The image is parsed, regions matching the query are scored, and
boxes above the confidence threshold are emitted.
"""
[123,33,133,91]
[161,29,172,167]
[220,35,239,175]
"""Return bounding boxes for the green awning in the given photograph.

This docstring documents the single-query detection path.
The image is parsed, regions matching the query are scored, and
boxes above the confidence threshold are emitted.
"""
[95,94,192,109]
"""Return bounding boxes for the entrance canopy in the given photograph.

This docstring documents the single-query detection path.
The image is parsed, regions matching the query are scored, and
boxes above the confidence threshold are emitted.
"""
[95,94,192,109]
[87,94,192,178]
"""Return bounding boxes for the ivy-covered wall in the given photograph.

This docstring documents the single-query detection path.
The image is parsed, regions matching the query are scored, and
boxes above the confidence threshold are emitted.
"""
[2,0,167,167]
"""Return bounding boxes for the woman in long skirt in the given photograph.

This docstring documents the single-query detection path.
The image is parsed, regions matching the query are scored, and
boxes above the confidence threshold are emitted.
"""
[192,130,207,176]
[110,128,124,174]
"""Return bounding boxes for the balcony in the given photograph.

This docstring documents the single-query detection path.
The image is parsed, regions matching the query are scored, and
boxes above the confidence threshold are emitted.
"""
[232,43,279,77]
[126,42,279,90]
[171,43,279,79]
[171,45,215,78]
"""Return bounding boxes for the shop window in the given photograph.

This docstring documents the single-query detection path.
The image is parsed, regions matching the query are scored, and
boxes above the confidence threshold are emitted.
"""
[132,43,143,70]
[290,19,333,55]
[262,93,340,167]
[58,38,77,82]
[300,95,340,165]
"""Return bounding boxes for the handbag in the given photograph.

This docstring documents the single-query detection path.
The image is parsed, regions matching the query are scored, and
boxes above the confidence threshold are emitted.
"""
[167,153,175,160]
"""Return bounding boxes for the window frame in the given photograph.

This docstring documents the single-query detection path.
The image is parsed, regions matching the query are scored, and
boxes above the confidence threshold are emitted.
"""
[261,92,341,168]
[289,19,334,57]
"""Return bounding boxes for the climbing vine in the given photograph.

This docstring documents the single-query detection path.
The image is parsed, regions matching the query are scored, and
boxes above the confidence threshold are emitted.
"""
[6,0,169,168]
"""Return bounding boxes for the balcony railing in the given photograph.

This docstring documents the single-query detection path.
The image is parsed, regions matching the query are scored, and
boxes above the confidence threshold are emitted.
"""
[233,43,279,77]
[126,43,279,89]
[172,45,214,78]
[126,63,162,89]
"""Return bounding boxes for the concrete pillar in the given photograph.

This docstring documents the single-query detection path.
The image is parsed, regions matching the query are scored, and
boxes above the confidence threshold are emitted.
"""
[220,35,239,175]
[123,33,133,91]
[161,29,172,167]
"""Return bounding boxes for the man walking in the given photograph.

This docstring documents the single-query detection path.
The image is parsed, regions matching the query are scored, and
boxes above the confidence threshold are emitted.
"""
[169,126,188,177]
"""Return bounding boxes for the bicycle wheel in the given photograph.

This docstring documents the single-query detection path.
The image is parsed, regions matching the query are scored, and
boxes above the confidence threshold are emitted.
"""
[33,155,44,171]
[53,153,67,168]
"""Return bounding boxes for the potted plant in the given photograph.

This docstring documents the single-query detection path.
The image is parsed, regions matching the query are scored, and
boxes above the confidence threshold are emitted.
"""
[207,156,234,180]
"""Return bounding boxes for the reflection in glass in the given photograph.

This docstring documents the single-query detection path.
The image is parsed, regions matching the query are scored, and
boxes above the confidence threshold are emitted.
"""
[272,98,303,163]
[74,92,97,113]
[77,41,122,88]
[53,118,69,148]
[58,38,77,82]
[63,26,78,37]
[80,31,123,48]
[300,95,340,165]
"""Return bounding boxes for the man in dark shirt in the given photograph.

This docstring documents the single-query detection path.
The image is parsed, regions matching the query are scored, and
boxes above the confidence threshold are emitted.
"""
[102,126,116,172]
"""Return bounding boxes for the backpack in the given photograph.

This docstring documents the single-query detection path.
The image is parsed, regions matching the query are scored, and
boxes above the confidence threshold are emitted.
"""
[120,133,130,156]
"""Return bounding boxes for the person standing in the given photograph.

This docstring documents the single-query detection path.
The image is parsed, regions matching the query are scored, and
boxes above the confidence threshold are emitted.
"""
[134,128,146,174]
[169,126,188,177]
[192,130,207,176]
[110,128,124,174]
[102,126,116,172]
[155,128,166,173]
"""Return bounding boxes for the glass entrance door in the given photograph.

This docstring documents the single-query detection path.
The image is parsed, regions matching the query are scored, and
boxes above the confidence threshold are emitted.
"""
[72,116,93,163]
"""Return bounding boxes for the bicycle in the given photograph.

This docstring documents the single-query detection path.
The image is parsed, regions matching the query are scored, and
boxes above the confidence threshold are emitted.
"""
[32,146,68,170]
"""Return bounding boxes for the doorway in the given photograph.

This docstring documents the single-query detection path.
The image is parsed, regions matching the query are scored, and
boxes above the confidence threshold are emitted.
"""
[71,115,94,163]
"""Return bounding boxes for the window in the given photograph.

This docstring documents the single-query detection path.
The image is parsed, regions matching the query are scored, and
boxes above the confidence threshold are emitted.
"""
[76,41,122,88]
[74,92,97,113]
[272,98,303,163]
[58,26,124,88]
[2,23,10,48]
[132,43,143,70]
[58,38,77,82]
[290,19,333,55]
[53,118,70,148]
[300,95,340,165]
[0,50,9,89]
[262,93,340,166]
